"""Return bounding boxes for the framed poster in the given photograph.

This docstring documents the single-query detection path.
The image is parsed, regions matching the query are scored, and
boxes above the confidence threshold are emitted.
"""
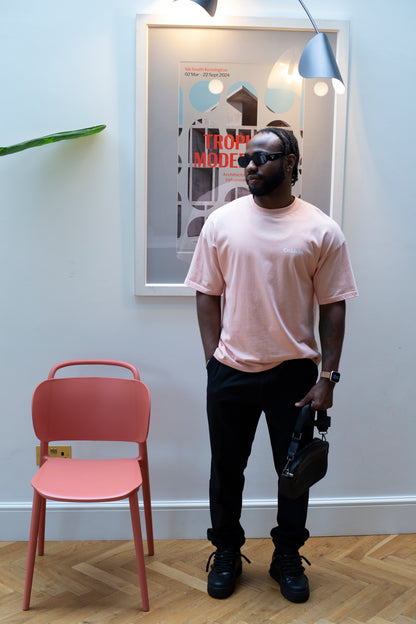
[135,15,349,295]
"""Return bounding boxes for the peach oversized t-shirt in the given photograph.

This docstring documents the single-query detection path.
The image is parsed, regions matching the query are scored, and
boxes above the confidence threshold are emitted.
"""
[185,195,358,373]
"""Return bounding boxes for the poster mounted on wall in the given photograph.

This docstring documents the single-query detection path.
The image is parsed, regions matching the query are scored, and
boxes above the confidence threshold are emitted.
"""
[177,60,304,264]
[135,16,349,295]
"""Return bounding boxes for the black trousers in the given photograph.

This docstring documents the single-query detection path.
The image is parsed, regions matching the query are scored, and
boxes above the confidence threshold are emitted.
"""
[206,357,318,553]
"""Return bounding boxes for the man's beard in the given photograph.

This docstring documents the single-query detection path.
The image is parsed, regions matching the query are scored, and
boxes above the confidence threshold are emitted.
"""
[246,168,286,196]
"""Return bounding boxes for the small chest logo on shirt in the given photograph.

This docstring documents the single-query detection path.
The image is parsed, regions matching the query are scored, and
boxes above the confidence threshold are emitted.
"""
[283,247,304,255]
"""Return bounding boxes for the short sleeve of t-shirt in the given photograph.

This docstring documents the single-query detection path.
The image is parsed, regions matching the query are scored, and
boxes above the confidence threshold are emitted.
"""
[185,218,224,296]
[313,239,358,305]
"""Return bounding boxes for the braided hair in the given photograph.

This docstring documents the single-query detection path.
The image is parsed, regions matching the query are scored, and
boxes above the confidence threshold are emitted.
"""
[254,127,299,186]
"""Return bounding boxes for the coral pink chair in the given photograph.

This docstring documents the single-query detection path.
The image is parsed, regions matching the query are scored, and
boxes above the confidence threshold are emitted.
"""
[23,360,153,612]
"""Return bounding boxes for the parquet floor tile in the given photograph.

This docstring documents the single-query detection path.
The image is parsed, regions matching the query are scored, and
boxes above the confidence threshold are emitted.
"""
[1,535,415,624]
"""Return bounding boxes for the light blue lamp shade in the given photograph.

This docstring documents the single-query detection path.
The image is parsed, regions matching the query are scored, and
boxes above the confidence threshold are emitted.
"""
[298,32,343,84]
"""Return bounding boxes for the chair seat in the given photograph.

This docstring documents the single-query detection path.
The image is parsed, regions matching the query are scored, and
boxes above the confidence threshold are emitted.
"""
[31,457,142,502]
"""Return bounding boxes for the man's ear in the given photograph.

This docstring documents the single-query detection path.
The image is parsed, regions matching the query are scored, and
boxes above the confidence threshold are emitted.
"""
[285,153,296,171]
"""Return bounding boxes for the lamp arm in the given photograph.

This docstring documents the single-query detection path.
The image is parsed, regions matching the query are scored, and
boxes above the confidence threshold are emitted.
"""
[297,0,320,34]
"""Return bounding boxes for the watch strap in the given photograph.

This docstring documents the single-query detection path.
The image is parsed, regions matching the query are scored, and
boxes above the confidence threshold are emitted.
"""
[320,370,340,383]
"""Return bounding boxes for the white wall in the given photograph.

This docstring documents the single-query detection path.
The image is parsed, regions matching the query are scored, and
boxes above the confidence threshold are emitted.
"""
[1,0,415,540]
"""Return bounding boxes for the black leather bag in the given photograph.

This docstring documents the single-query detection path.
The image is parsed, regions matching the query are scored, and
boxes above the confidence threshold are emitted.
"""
[278,404,331,500]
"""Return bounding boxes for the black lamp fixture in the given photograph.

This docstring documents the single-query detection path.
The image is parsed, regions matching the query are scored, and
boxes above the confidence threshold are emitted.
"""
[175,0,344,93]
[188,0,218,16]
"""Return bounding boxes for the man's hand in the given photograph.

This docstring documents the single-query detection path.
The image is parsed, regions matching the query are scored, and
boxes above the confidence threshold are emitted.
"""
[295,378,335,411]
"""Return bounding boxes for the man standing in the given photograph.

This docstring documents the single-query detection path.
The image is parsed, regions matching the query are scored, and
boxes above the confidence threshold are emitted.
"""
[185,127,357,603]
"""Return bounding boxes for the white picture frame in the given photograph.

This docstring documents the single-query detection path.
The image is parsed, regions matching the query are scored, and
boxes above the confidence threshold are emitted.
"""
[135,14,349,295]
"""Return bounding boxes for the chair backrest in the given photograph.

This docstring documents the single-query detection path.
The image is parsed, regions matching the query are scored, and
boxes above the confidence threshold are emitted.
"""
[32,360,150,444]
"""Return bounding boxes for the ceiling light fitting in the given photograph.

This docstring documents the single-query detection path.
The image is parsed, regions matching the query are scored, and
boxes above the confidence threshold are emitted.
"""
[175,0,345,92]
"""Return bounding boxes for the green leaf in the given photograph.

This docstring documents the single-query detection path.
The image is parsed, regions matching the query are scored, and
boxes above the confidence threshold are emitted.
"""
[0,124,106,157]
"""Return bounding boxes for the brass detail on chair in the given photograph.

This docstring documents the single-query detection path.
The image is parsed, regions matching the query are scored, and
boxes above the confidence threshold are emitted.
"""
[35,445,72,465]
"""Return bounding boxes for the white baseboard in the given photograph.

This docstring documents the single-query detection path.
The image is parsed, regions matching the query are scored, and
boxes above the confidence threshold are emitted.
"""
[2,496,416,541]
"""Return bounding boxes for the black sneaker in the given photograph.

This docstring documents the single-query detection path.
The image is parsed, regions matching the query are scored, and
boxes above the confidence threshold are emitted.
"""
[206,549,250,599]
[269,551,311,603]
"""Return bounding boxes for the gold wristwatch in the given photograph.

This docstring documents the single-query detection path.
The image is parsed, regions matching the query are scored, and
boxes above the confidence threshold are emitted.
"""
[320,370,341,383]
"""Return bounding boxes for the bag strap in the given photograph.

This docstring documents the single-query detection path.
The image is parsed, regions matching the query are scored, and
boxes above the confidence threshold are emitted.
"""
[285,404,330,465]
[293,403,313,436]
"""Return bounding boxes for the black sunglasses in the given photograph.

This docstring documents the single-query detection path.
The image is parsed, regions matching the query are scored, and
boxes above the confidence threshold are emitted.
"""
[237,151,284,168]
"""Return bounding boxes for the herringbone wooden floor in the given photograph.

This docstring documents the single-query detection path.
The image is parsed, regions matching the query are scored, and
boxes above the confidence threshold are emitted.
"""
[1,535,416,623]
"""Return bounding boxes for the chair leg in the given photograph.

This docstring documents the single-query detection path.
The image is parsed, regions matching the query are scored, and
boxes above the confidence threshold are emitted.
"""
[37,497,46,556]
[129,491,149,612]
[139,443,154,556]
[23,491,43,611]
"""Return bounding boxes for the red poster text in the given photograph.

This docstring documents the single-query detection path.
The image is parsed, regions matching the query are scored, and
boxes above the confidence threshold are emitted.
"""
[193,134,250,168]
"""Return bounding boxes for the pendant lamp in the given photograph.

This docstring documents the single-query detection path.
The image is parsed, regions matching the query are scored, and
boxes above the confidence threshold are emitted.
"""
[174,0,344,91]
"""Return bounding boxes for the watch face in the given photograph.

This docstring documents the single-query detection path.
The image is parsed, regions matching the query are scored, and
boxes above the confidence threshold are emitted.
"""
[331,371,341,382]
